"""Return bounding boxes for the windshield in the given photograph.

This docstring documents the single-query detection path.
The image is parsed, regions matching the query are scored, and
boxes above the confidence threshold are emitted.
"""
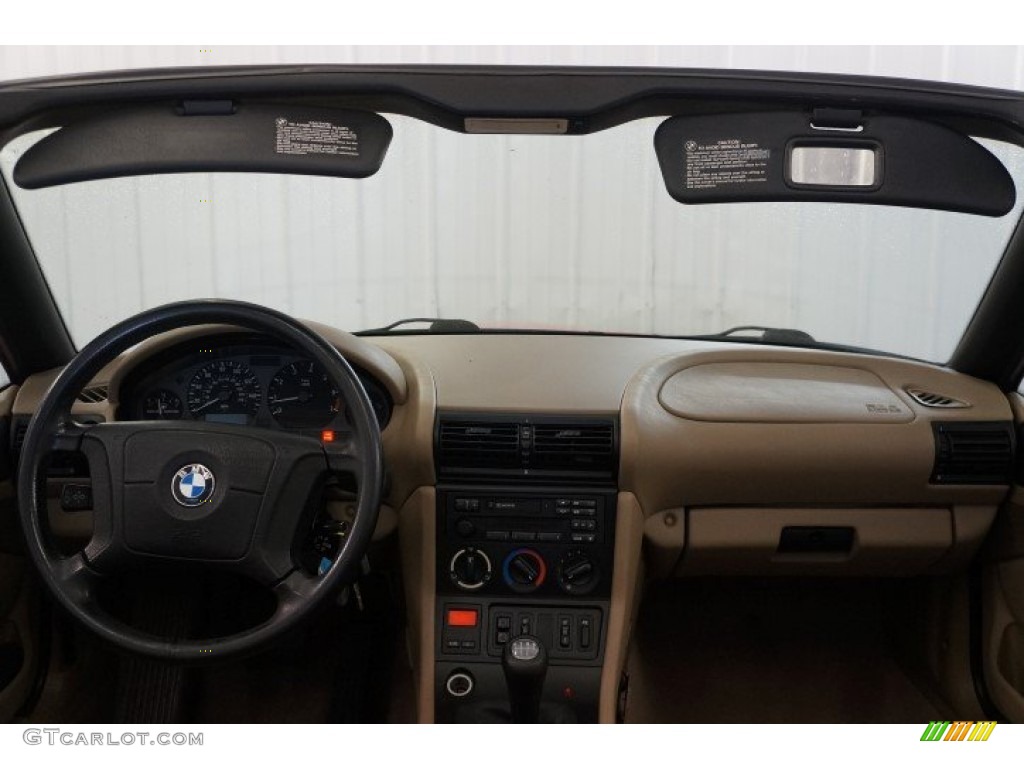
[3,114,1024,361]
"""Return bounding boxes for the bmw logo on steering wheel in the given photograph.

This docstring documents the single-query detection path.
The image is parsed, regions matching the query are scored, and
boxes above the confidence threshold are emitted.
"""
[171,463,216,507]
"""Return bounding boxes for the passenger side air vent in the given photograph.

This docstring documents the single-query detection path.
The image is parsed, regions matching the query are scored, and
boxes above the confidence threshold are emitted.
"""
[77,385,109,404]
[931,422,1014,485]
[532,423,615,471]
[436,414,618,483]
[906,387,969,409]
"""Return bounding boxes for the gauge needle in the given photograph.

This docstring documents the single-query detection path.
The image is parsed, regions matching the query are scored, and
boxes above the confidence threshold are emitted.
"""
[192,396,223,413]
[269,396,301,405]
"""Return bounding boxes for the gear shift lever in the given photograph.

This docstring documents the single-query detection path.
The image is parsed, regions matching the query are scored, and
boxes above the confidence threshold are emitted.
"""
[501,635,548,723]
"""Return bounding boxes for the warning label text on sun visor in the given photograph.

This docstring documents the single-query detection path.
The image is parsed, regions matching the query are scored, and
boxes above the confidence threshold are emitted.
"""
[683,139,771,190]
[655,111,1016,215]
[275,118,361,157]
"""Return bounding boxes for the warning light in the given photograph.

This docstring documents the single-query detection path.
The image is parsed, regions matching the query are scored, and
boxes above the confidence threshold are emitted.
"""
[321,430,335,443]
[563,686,576,700]
[447,609,478,627]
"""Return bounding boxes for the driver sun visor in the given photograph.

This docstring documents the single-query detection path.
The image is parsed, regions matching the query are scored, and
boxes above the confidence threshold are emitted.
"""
[12,103,393,188]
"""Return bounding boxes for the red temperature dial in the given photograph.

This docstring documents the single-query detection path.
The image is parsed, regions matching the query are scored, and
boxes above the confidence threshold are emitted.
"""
[502,548,547,593]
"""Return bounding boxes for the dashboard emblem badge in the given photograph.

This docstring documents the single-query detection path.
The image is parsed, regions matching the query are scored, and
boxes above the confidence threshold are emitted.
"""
[171,463,216,507]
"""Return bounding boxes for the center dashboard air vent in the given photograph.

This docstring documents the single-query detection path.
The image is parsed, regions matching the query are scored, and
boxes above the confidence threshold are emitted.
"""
[436,414,618,483]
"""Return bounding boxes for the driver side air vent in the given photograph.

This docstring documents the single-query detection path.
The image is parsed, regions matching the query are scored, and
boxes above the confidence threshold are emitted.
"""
[10,419,27,457]
[438,420,520,471]
[77,384,109,404]
[931,422,1014,485]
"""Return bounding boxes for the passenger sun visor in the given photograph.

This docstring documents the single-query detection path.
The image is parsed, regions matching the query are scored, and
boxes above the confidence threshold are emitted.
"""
[654,111,1016,216]
[13,103,393,188]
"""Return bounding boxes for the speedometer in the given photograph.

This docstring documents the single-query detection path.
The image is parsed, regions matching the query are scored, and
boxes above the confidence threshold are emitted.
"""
[268,360,340,428]
[186,360,262,424]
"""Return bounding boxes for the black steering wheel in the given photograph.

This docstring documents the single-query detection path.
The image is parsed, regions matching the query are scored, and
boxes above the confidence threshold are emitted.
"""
[16,300,383,660]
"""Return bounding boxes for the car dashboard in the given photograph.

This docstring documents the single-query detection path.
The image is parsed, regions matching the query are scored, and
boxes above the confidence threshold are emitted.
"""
[7,320,1018,723]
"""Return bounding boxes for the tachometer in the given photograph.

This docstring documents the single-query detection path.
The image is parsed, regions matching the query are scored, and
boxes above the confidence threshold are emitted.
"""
[186,360,262,423]
[142,389,183,420]
[268,360,340,428]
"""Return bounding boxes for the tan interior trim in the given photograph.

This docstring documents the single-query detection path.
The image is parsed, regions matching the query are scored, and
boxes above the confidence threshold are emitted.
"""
[375,345,437,511]
[397,486,436,724]
[0,385,17,415]
[679,507,953,576]
[371,334,693,413]
[621,348,1012,513]
[983,560,1024,722]
[659,361,913,423]
[598,492,645,724]
[642,509,686,580]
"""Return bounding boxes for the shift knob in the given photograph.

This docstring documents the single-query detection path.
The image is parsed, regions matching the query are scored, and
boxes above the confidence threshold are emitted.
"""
[501,635,548,724]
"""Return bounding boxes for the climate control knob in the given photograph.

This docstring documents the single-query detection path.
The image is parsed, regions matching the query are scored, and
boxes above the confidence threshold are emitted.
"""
[557,549,598,594]
[450,547,492,590]
[503,548,547,593]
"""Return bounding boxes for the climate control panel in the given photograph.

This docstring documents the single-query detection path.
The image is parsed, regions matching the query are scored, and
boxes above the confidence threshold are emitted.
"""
[437,487,615,600]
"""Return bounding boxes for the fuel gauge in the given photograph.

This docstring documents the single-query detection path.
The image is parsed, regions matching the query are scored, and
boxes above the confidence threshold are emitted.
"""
[142,389,184,420]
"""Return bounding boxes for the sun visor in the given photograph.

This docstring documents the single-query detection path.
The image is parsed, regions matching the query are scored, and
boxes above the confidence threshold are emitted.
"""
[654,111,1016,216]
[13,103,393,188]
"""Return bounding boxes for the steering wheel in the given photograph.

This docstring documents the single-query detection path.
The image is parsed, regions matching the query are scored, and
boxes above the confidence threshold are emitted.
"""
[16,300,383,660]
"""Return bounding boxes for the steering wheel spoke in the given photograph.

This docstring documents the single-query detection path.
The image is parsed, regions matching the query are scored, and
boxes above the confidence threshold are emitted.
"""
[51,551,105,607]
[48,419,91,452]
[324,436,363,477]
[271,569,319,614]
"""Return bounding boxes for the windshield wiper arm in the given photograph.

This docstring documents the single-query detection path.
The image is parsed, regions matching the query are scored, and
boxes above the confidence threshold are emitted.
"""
[357,317,480,335]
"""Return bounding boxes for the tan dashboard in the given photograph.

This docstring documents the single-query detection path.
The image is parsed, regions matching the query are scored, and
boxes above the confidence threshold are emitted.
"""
[11,327,1014,576]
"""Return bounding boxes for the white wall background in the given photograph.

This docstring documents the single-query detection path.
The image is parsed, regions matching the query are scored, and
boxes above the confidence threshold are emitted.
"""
[1,45,1023,390]
[1,46,1024,90]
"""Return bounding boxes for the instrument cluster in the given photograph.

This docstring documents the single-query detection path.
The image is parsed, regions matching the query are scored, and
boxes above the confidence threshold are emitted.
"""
[119,335,392,432]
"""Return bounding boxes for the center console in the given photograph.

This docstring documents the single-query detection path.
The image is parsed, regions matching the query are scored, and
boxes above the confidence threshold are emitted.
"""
[432,414,618,723]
